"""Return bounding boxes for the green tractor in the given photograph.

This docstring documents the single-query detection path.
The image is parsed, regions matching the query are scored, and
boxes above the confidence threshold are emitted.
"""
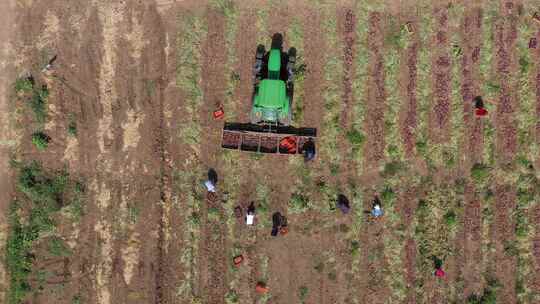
[222,34,317,157]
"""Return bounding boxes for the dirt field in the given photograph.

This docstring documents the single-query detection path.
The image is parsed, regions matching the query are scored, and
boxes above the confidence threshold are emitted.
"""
[2,0,540,303]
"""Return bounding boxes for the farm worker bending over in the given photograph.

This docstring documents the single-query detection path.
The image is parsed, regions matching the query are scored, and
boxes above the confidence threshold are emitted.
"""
[371,196,384,218]
[303,138,316,161]
[204,168,218,193]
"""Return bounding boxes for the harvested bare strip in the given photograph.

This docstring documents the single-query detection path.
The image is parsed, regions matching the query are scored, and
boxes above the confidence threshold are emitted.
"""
[430,7,451,144]
[401,33,419,157]
[363,12,386,166]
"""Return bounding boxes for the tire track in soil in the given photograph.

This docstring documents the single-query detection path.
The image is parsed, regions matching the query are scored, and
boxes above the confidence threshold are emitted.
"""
[357,12,389,304]
[459,7,484,299]
[84,2,126,304]
[430,6,451,145]
[233,4,257,123]
[49,4,103,303]
[27,2,110,301]
[198,7,228,304]
[363,12,386,168]
[492,2,519,302]
[301,5,326,134]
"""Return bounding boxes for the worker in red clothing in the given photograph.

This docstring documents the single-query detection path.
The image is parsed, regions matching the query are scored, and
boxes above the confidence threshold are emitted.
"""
[473,96,488,117]
[433,256,446,278]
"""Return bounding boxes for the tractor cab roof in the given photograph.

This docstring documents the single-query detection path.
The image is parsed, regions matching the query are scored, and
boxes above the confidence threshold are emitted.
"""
[254,79,287,109]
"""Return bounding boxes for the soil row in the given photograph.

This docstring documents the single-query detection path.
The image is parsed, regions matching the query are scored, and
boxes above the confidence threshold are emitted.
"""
[459,6,484,300]
[198,7,229,304]
[400,22,419,158]
[363,12,386,167]
[430,7,451,144]
[357,12,389,304]
[492,2,519,302]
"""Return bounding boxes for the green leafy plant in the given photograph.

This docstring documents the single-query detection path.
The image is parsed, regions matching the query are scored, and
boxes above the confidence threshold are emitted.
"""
[470,163,491,185]
[67,120,77,137]
[289,192,309,213]
[31,131,50,150]
[47,236,72,257]
[444,210,457,228]
[350,240,360,258]
[225,289,238,304]
[299,286,309,302]
[128,203,140,224]
[380,186,396,204]
[14,77,34,93]
[346,128,365,146]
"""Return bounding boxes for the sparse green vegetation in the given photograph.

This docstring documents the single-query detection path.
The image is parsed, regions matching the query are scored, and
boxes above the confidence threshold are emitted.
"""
[14,77,34,94]
[7,161,80,304]
[29,85,49,124]
[467,279,499,304]
[289,192,310,214]
[67,118,77,137]
[31,131,50,150]
[47,236,72,257]
[299,286,309,302]
[470,163,491,185]
[443,210,457,228]
[225,289,239,304]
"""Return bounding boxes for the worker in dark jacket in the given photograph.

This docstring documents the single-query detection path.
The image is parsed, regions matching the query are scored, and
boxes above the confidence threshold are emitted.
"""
[337,194,350,214]
[303,138,316,161]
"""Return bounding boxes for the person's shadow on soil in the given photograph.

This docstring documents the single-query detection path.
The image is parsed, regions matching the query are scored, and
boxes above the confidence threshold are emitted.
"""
[208,168,218,185]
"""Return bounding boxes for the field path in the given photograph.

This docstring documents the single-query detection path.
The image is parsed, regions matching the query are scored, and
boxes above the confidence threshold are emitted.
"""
[0,0,16,300]
[233,4,257,122]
